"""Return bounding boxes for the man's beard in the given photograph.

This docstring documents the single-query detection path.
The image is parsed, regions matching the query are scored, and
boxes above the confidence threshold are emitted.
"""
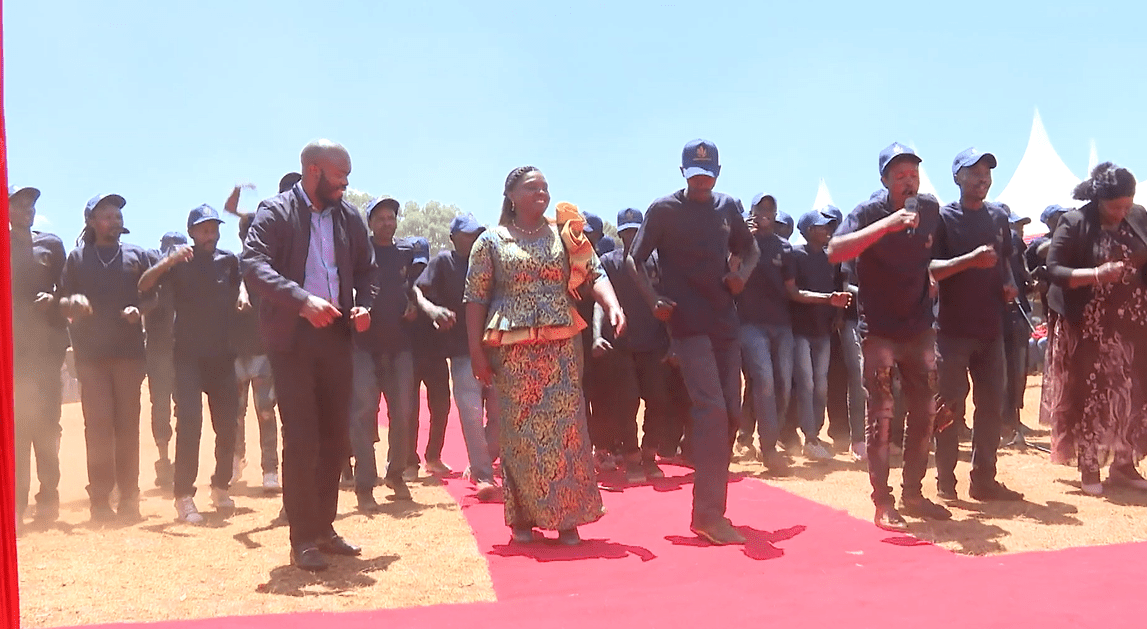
[316,171,346,206]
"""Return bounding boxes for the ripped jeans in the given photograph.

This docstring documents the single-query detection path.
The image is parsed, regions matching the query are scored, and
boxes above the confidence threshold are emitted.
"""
[863,329,937,507]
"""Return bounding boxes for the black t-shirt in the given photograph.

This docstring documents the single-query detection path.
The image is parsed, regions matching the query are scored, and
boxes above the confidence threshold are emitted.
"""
[415,249,470,359]
[599,248,668,354]
[790,243,837,338]
[142,249,175,354]
[933,201,1012,340]
[355,242,412,354]
[61,242,151,361]
[630,190,755,340]
[835,190,939,341]
[1008,231,1031,313]
[736,232,794,327]
[233,279,265,357]
[159,247,242,357]
[10,230,68,358]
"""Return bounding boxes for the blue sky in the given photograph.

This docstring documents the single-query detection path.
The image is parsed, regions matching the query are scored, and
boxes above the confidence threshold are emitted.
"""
[5,1,1146,254]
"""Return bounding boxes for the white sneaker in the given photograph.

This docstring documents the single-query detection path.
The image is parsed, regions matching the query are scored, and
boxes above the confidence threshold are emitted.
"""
[211,486,235,509]
[850,441,868,463]
[231,457,247,485]
[174,495,204,525]
[803,442,833,461]
[262,472,281,492]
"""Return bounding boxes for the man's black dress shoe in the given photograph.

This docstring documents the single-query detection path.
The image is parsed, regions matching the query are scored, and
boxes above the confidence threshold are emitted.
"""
[317,534,362,556]
[291,544,329,571]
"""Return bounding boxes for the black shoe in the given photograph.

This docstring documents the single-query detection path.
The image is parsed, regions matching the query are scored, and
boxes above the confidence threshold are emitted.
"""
[34,502,60,524]
[154,457,173,488]
[385,476,412,501]
[969,480,1024,501]
[937,482,958,502]
[874,506,908,532]
[291,544,329,572]
[900,494,952,520]
[317,534,362,556]
[90,502,116,524]
[118,500,142,523]
[356,492,382,513]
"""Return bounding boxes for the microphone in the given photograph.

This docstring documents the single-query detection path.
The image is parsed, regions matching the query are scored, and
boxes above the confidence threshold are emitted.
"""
[904,196,918,237]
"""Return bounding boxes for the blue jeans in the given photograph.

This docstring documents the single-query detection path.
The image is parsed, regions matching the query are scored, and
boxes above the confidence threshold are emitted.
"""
[793,334,832,444]
[839,320,866,442]
[738,323,793,452]
[449,354,501,484]
[934,334,1006,490]
[234,354,279,474]
[672,334,741,528]
[350,345,414,493]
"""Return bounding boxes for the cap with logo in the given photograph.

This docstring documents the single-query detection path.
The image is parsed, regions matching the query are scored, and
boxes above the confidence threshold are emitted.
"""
[187,204,224,231]
[8,185,41,202]
[751,193,776,209]
[582,211,604,234]
[449,214,485,236]
[682,139,721,179]
[160,231,188,254]
[399,236,430,265]
[365,196,401,219]
[878,142,922,177]
[1041,204,1068,225]
[775,211,794,228]
[1003,204,1030,226]
[951,147,998,177]
[797,208,838,236]
[84,194,130,234]
[820,205,843,224]
[617,208,643,231]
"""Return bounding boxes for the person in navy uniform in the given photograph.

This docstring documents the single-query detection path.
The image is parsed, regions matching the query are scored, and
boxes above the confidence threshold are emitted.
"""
[58,194,151,523]
[139,204,245,524]
[241,140,375,572]
[828,143,950,531]
[143,231,185,489]
[9,185,68,530]
[403,236,453,478]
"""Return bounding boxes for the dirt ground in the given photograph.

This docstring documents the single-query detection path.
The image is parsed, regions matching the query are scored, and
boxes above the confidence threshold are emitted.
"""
[15,376,1147,627]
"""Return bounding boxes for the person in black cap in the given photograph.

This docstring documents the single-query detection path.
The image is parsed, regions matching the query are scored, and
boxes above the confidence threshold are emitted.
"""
[9,185,68,529]
[628,139,760,545]
[349,196,415,511]
[242,140,375,571]
[139,204,244,523]
[143,231,186,489]
[58,193,151,522]
[414,214,502,500]
[929,148,1024,503]
[828,142,949,531]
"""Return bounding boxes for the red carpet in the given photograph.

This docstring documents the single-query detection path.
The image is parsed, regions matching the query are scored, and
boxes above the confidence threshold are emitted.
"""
[74,401,1146,628]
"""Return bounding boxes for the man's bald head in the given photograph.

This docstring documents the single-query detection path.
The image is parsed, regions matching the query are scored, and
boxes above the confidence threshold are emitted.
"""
[299,139,352,208]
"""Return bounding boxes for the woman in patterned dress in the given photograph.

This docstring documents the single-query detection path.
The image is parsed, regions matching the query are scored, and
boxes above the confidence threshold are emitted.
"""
[464,166,626,545]
[1041,162,1147,495]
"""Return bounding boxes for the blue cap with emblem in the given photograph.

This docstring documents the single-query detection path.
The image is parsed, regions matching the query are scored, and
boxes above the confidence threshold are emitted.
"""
[1041,204,1068,225]
[617,208,643,231]
[405,236,430,265]
[582,211,604,234]
[682,139,721,179]
[951,147,997,177]
[84,194,130,234]
[160,231,188,254]
[8,185,40,202]
[449,214,485,236]
[878,142,922,177]
[187,204,224,231]
[797,208,838,236]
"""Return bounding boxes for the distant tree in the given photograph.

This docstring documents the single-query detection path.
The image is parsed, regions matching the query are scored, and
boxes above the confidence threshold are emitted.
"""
[343,188,373,214]
[602,220,618,240]
[396,200,462,254]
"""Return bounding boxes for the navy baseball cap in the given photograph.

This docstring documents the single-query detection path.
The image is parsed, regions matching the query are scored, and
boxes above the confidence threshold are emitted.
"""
[751,193,777,209]
[1041,204,1068,225]
[878,142,922,177]
[402,236,430,265]
[1004,205,1030,226]
[682,139,721,179]
[365,196,400,219]
[617,208,643,231]
[187,204,224,231]
[597,235,617,254]
[160,231,188,253]
[8,185,41,202]
[84,194,129,233]
[582,211,604,234]
[820,205,843,223]
[449,214,485,236]
[951,147,998,177]
[279,172,303,194]
[797,209,837,235]
[775,211,794,228]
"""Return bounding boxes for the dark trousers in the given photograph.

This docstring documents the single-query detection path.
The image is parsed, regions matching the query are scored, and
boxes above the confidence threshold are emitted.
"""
[14,352,65,518]
[146,344,175,451]
[172,354,239,497]
[862,330,936,507]
[269,325,353,549]
[75,357,146,506]
[409,352,451,464]
[934,334,1006,490]
[661,363,693,459]
[1002,311,1030,429]
[591,346,672,457]
[826,332,849,444]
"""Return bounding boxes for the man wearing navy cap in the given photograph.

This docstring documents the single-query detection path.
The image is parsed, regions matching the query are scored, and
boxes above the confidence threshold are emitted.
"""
[415,214,502,500]
[829,142,949,531]
[140,204,245,523]
[628,139,760,545]
[929,148,1024,503]
[774,211,795,240]
[1001,209,1034,445]
[143,231,186,489]
[10,186,68,529]
[242,140,375,571]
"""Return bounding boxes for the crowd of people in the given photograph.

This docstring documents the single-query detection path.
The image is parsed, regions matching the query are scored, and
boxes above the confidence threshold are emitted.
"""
[9,137,1147,571]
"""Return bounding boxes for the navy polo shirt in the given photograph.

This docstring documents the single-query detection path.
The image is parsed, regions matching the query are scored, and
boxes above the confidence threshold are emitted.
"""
[737,232,794,327]
[233,280,266,357]
[355,242,412,355]
[415,250,470,359]
[599,248,669,354]
[630,190,755,340]
[61,242,151,361]
[835,190,939,341]
[158,247,242,357]
[142,249,176,354]
[1008,231,1031,313]
[10,231,68,358]
[933,201,1012,341]
[790,243,837,338]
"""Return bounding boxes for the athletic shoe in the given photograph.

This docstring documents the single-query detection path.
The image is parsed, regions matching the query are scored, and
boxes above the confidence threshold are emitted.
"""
[900,494,952,520]
[759,449,792,475]
[1108,465,1147,490]
[211,486,235,510]
[262,472,281,493]
[386,476,412,501]
[850,441,868,463]
[937,482,958,502]
[402,465,419,482]
[231,456,247,485]
[874,506,908,532]
[969,480,1024,501]
[34,502,60,524]
[424,460,452,476]
[475,481,502,502]
[803,441,833,461]
[154,457,173,488]
[690,518,746,545]
[733,441,758,461]
[174,496,204,525]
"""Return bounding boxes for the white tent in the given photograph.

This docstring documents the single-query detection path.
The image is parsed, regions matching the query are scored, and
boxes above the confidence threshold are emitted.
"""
[1138,183,1147,207]
[918,164,943,204]
[811,178,835,211]
[994,109,1081,233]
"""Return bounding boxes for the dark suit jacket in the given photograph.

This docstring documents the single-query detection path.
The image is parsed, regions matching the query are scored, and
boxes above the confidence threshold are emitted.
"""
[1046,201,1147,322]
[240,184,377,353]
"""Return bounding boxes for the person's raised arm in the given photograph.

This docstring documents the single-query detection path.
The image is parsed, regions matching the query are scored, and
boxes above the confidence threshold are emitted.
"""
[827,209,918,264]
[138,245,193,294]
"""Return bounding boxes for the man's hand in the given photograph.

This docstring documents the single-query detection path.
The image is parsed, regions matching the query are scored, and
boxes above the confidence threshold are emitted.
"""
[968,244,999,269]
[828,292,852,308]
[236,293,252,312]
[883,208,920,234]
[350,306,371,332]
[472,351,494,387]
[723,272,746,296]
[427,305,457,330]
[121,306,141,325]
[652,296,676,322]
[66,294,93,318]
[607,304,627,338]
[300,295,341,328]
[167,245,194,267]
[1096,260,1130,283]
[591,337,613,358]
[34,292,55,311]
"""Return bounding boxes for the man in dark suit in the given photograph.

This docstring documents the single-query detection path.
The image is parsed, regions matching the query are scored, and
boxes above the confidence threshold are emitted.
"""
[241,140,376,571]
